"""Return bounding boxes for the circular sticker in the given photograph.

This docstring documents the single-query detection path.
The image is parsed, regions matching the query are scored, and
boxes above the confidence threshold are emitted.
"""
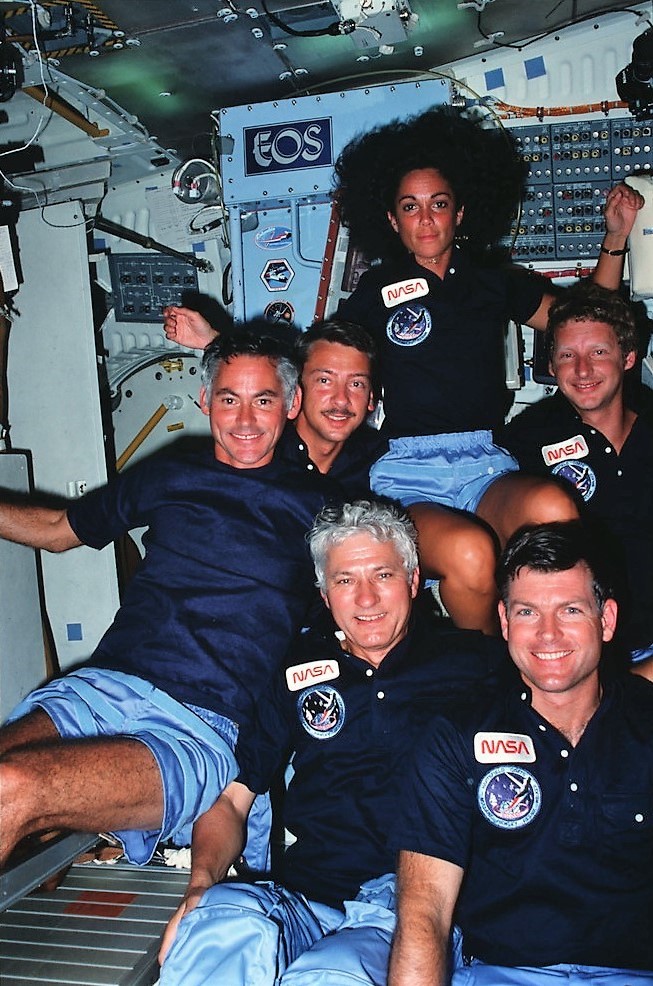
[386,303,432,347]
[297,685,345,740]
[264,300,295,324]
[478,766,541,830]
[551,460,597,502]
[255,226,292,250]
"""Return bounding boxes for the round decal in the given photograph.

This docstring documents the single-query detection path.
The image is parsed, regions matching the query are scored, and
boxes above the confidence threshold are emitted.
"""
[386,303,432,347]
[478,766,541,830]
[264,300,295,325]
[298,685,345,740]
[551,460,596,502]
[255,226,292,250]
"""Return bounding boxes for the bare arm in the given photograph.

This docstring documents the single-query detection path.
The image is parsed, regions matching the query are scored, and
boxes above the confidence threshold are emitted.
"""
[162,306,218,349]
[593,182,644,290]
[158,781,255,964]
[525,182,644,332]
[389,850,464,986]
[525,291,556,332]
[0,501,80,552]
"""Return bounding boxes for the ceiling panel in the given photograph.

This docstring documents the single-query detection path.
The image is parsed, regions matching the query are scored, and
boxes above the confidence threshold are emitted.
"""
[0,0,642,160]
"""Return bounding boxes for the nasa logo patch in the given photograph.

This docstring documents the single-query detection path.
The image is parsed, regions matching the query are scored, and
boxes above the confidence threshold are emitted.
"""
[285,660,340,692]
[478,766,541,830]
[386,303,432,347]
[551,460,597,502]
[474,732,536,763]
[298,685,345,740]
[381,278,429,308]
[541,435,589,466]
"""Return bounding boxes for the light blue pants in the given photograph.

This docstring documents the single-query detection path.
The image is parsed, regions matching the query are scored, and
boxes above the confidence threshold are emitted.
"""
[159,874,396,986]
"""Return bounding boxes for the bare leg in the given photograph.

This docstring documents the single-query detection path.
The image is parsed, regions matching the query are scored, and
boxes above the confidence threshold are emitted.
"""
[0,734,163,867]
[476,473,579,547]
[633,658,653,682]
[409,503,499,635]
[0,708,60,756]
[0,710,76,879]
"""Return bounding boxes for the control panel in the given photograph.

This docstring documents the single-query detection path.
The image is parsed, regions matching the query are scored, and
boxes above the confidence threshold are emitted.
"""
[108,253,199,322]
[504,115,652,262]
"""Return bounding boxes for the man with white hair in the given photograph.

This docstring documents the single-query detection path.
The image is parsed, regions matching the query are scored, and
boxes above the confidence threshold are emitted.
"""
[158,499,504,986]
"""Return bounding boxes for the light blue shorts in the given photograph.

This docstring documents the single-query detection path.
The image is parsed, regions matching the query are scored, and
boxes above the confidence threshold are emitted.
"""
[159,873,396,986]
[453,962,653,985]
[8,668,270,868]
[451,930,653,985]
[631,643,653,663]
[370,430,518,514]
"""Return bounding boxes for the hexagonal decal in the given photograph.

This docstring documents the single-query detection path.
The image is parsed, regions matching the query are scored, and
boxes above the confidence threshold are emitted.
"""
[260,258,295,292]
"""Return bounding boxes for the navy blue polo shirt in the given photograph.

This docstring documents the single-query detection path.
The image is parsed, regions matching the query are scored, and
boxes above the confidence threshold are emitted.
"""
[277,421,387,499]
[392,673,653,971]
[502,394,653,652]
[338,249,545,438]
[237,613,505,907]
[66,444,328,726]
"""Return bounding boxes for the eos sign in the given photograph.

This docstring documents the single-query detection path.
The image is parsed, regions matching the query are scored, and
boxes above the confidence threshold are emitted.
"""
[244,118,333,175]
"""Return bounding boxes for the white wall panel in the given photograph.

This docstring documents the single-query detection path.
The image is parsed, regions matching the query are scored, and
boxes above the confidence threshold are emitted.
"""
[7,202,119,671]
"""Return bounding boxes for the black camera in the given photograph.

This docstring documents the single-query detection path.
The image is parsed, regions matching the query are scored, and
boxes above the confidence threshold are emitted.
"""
[616,27,653,120]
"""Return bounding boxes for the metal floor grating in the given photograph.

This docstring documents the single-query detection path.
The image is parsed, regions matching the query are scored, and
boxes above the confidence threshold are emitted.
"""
[0,861,188,985]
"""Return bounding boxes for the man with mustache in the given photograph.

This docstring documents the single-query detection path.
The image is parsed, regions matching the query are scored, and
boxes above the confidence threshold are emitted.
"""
[164,309,386,497]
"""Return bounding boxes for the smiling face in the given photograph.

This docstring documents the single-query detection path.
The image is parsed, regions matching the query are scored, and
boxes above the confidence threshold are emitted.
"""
[550,318,636,417]
[387,167,464,267]
[298,340,374,449]
[200,354,300,468]
[498,563,617,711]
[321,532,419,667]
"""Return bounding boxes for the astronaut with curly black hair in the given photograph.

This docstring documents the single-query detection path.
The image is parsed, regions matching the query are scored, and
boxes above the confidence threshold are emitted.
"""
[335,105,643,637]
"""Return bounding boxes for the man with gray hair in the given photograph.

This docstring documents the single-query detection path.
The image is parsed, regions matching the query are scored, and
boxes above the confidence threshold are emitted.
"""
[158,499,504,986]
[0,325,327,873]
